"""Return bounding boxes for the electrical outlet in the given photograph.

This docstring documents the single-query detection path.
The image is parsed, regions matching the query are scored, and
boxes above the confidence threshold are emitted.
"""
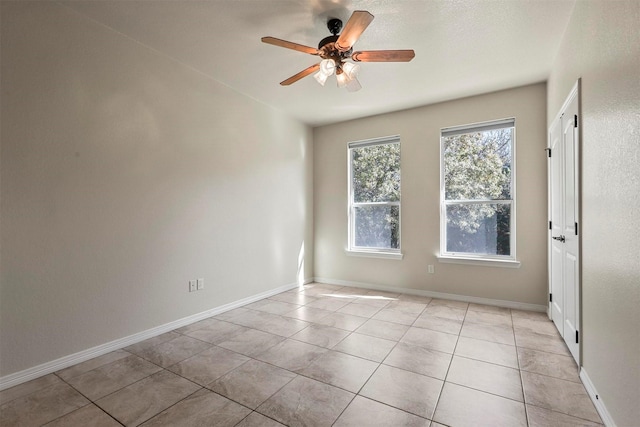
[197,278,204,290]
[189,280,197,292]
[428,265,435,274]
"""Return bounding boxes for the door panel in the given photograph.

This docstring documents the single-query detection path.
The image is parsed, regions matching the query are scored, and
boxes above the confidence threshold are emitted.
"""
[550,243,563,332]
[548,83,580,364]
[563,92,580,361]
[549,118,563,333]
[564,252,578,358]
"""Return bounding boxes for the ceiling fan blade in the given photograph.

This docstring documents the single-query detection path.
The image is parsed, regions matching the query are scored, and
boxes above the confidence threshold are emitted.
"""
[261,37,319,55]
[335,10,374,52]
[352,49,416,62]
[280,63,321,86]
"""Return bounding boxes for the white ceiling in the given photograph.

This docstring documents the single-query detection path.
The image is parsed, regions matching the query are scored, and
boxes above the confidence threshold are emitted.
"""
[60,0,576,127]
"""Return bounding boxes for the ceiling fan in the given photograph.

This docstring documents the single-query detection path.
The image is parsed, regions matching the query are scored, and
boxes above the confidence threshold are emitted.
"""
[261,10,415,92]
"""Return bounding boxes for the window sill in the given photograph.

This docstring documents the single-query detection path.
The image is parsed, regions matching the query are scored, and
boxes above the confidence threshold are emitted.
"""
[346,250,404,260]
[437,255,521,268]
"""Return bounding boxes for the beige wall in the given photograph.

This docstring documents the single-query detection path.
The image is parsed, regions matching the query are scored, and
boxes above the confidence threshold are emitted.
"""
[314,83,548,306]
[548,1,640,425]
[0,2,313,377]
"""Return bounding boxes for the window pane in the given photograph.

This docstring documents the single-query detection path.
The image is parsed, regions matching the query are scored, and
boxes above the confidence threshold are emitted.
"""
[354,205,400,249]
[443,128,512,200]
[352,143,400,203]
[446,203,511,256]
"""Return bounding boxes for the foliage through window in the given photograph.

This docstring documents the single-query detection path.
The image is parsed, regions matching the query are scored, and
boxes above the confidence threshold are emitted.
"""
[441,119,515,259]
[349,137,401,253]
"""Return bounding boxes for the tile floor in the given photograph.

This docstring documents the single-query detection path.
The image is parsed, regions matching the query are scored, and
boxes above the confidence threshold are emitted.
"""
[0,283,604,426]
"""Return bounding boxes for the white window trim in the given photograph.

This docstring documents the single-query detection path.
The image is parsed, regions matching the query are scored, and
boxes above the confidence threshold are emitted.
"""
[345,249,404,260]
[347,135,403,257]
[439,118,517,264]
[437,254,520,268]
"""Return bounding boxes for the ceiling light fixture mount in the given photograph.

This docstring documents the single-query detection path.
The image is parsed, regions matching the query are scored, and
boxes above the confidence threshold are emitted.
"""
[261,10,415,91]
[327,18,342,36]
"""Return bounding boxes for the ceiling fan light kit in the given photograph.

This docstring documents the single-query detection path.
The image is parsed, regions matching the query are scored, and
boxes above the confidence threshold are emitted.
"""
[313,59,336,86]
[261,10,415,91]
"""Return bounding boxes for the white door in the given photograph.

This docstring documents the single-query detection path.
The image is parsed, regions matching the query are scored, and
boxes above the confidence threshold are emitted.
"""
[549,118,564,333]
[548,83,580,363]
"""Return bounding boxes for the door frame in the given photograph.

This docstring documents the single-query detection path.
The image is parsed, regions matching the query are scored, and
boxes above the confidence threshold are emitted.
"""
[547,79,582,364]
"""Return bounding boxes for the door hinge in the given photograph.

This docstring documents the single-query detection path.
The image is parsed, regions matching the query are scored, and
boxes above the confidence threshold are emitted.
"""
[549,293,553,302]
[546,148,551,158]
[574,115,578,128]
[576,330,579,343]
[575,222,579,235]
[549,221,552,230]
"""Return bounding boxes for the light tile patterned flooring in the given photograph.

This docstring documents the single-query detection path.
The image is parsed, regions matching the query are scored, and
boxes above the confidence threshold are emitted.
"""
[1,283,603,426]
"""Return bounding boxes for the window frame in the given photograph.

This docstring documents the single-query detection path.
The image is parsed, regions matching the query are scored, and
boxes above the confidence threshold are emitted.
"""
[347,135,402,259]
[438,118,518,266]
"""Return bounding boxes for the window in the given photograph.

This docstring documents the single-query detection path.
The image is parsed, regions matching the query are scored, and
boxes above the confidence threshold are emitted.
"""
[440,119,516,263]
[348,136,401,258]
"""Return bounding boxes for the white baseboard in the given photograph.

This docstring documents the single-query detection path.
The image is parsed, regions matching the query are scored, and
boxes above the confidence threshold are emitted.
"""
[0,280,304,391]
[580,368,616,427]
[313,277,547,312]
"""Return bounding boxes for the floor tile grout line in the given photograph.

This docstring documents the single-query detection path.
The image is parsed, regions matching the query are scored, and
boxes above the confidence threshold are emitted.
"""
[163,345,252,387]
[5,375,106,426]
[131,386,207,427]
[356,362,436,420]
[519,368,586,384]
[524,402,606,425]
[377,359,449,383]
[214,344,327,391]
[200,360,298,417]
[54,361,160,403]
[51,349,134,383]
[249,376,346,424]
[335,394,434,425]
[292,363,377,396]
[513,308,533,427]
[233,411,253,427]
[513,324,570,339]
[52,370,149,426]
[61,356,204,410]
[445,378,526,405]
[0,377,57,408]
[329,335,395,363]
[329,391,357,426]
[429,304,467,425]
[458,326,517,345]
[41,397,126,427]
[132,335,220,367]
[452,353,520,371]
[241,410,288,427]
[129,334,208,358]
[514,342,574,358]
[104,405,127,426]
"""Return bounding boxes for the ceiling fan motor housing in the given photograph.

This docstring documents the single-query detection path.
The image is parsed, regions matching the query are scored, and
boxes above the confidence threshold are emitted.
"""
[318,34,339,50]
[318,19,352,67]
